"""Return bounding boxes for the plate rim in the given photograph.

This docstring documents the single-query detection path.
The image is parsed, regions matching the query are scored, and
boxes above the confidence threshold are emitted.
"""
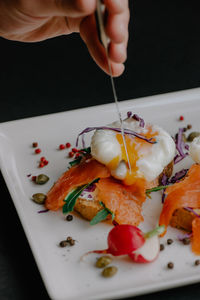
[1,87,200,300]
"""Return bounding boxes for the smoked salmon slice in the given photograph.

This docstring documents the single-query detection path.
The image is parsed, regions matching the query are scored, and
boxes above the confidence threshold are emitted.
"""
[45,159,110,210]
[192,217,200,255]
[45,157,146,226]
[96,177,146,226]
[159,163,200,254]
[159,164,200,234]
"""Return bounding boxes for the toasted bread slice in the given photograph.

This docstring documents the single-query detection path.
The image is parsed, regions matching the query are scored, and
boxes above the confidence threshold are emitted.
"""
[170,208,200,231]
[74,197,102,221]
[74,160,174,222]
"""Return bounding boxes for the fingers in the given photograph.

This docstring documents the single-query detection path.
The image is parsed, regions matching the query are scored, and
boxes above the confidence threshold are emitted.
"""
[80,0,129,76]
[104,0,130,63]
[18,0,97,18]
[80,14,125,77]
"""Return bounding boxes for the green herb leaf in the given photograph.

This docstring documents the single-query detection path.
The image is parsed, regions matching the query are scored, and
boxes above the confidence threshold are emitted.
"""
[62,178,99,214]
[99,201,115,220]
[90,202,115,225]
[146,185,169,194]
[69,156,82,167]
[90,209,110,225]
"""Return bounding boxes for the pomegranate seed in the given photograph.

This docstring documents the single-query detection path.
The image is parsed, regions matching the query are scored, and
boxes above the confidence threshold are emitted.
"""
[32,176,36,181]
[35,148,41,154]
[40,156,46,162]
[66,142,71,148]
[39,162,45,168]
[72,148,78,153]
[32,142,38,148]
[179,115,184,121]
[69,151,74,158]
[75,153,80,158]
[59,144,65,150]
[44,160,49,165]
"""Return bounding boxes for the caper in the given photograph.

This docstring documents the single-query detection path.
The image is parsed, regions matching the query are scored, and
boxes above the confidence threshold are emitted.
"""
[66,236,73,242]
[195,259,200,266]
[35,174,49,185]
[59,240,68,247]
[32,193,46,204]
[167,262,174,269]
[96,256,112,268]
[187,132,200,142]
[69,239,75,246]
[102,266,118,278]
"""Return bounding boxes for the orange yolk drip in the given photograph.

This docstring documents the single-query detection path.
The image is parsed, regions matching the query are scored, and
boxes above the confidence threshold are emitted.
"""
[107,126,158,185]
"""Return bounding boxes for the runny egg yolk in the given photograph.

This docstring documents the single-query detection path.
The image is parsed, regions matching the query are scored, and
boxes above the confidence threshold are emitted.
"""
[107,127,158,185]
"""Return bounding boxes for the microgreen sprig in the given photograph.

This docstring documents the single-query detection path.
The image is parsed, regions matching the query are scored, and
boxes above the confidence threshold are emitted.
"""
[62,178,99,214]
[90,201,115,225]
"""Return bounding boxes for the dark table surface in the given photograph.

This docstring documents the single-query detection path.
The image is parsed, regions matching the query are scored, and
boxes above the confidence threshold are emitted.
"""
[1,1,200,299]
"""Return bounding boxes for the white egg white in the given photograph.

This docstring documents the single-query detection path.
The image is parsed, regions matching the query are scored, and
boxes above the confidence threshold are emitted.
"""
[91,118,176,182]
[189,136,200,163]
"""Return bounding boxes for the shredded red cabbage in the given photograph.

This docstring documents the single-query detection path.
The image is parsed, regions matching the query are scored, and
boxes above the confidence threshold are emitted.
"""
[177,232,192,241]
[127,112,145,127]
[184,207,200,218]
[132,114,145,128]
[84,183,96,192]
[38,209,49,213]
[174,153,189,164]
[185,144,189,150]
[161,174,168,186]
[170,168,188,183]
[174,128,189,164]
[76,126,156,148]
[159,169,189,203]
[160,174,168,203]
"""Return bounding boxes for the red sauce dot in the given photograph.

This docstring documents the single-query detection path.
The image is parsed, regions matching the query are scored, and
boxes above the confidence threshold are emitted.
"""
[44,160,49,165]
[179,115,184,121]
[40,156,46,162]
[39,162,45,168]
[72,148,78,153]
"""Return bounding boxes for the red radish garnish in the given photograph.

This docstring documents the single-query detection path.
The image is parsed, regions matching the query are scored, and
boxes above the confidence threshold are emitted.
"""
[129,225,165,263]
[129,235,160,263]
[82,225,165,262]
[88,225,145,256]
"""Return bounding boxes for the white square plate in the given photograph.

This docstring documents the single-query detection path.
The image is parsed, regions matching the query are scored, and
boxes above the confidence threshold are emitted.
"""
[1,88,200,300]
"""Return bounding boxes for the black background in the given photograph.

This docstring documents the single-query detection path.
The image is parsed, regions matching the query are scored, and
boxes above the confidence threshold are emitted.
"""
[1,1,200,299]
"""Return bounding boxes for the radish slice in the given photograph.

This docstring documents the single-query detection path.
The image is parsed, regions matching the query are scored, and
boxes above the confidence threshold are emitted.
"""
[129,235,160,263]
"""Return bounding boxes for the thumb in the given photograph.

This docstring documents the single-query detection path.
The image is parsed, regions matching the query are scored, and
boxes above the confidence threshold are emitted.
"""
[21,0,97,18]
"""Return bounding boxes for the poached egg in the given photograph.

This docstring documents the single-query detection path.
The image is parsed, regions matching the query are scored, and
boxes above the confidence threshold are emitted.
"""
[91,118,176,185]
[189,136,200,164]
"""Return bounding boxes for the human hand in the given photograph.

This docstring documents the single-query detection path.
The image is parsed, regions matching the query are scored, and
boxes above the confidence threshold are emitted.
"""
[0,0,129,76]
